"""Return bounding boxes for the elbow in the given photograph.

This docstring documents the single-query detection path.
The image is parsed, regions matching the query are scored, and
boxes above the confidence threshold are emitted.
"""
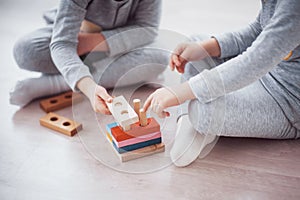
[49,40,77,56]
[135,20,160,43]
[140,25,159,45]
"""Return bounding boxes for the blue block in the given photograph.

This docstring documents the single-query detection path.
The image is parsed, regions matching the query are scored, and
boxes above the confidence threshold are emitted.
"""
[106,122,118,134]
[111,137,162,154]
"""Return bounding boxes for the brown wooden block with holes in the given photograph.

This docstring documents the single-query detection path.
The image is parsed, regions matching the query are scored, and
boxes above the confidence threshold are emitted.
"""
[39,112,82,136]
[40,91,83,113]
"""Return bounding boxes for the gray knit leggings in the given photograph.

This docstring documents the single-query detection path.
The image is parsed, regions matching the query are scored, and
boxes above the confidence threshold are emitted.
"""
[13,25,169,89]
[182,36,300,139]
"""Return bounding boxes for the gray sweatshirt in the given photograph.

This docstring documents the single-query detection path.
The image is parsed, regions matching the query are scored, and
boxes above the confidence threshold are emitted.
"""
[49,0,161,90]
[189,0,300,130]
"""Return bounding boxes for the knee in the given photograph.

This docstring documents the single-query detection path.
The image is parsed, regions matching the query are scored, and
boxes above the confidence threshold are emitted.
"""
[135,48,168,75]
[144,48,169,69]
[188,99,222,136]
[13,33,51,71]
[182,62,199,81]
[13,35,34,70]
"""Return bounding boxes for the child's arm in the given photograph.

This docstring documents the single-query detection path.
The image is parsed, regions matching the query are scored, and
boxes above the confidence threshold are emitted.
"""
[50,0,161,115]
[189,0,300,104]
[170,10,262,74]
[50,0,113,114]
[170,11,262,73]
[145,0,300,117]
[214,11,262,59]
[50,0,92,91]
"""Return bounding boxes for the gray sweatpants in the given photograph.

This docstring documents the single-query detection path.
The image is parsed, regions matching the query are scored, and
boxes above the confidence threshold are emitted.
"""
[182,36,300,139]
[13,25,168,89]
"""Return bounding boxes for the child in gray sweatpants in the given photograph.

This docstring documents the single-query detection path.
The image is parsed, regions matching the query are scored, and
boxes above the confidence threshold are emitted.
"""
[11,0,167,112]
[143,0,300,167]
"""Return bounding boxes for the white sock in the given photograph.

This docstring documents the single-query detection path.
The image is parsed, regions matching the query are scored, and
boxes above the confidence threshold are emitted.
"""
[170,115,217,167]
[10,74,70,107]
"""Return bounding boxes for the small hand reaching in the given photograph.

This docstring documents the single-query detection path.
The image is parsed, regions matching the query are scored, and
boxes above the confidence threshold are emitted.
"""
[169,42,207,73]
[89,84,113,114]
[169,38,221,73]
[143,82,196,118]
[143,87,179,118]
[77,77,113,114]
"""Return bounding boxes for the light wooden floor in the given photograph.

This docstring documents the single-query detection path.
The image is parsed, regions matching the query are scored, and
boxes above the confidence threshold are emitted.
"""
[1,1,300,200]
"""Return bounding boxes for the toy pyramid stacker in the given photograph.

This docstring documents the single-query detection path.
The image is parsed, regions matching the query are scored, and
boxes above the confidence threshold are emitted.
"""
[106,96,165,162]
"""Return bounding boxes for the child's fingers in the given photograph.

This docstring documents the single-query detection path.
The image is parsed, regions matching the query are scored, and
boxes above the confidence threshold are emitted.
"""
[176,59,188,74]
[172,55,181,67]
[176,65,184,74]
[95,102,110,114]
[143,94,153,112]
[169,58,175,71]
[98,88,113,103]
[151,102,169,118]
[175,60,184,73]
[98,98,112,115]
[163,111,170,117]
[157,110,170,118]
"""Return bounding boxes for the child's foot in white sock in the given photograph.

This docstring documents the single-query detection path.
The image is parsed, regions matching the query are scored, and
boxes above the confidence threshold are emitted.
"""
[10,75,70,107]
[170,115,218,167]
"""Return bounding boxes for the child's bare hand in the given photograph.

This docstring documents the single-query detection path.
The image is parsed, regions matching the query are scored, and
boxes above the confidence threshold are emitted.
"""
[170,42,207,73]
[143,87,180,118]
[169,54,187,73]
[77,77,113,114]
[90,85,113,114]
[143,82,196,118]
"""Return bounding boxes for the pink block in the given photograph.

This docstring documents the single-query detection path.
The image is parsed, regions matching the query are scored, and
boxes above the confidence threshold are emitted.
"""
[112,131,161,147]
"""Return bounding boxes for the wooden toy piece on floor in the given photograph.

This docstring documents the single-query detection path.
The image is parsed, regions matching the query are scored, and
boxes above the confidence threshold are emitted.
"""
[39,112,82,136]
[107,133,165,162]
[106,96,139,131]
[40,91,83,113]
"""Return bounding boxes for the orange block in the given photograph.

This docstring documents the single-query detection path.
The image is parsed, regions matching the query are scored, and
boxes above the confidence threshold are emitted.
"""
[39,112,82,136]
[40,91,83,113]
[111,117,160,142]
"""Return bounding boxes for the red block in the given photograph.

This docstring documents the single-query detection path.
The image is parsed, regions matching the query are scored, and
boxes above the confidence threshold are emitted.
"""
[111,118,160,142]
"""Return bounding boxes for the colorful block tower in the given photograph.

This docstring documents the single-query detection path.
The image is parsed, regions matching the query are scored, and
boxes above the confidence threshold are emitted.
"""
[106,96,165,162]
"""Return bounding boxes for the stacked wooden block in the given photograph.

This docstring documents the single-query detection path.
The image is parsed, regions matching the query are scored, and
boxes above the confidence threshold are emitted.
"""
[106,96,165,162]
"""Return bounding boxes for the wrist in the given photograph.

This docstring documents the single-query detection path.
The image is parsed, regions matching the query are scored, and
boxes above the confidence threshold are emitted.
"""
[200,38,221,57]
[171,82,196,104]
[76,77,97,99]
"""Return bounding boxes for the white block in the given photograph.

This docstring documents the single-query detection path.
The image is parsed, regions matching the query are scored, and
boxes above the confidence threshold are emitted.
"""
[106,96,139,130]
